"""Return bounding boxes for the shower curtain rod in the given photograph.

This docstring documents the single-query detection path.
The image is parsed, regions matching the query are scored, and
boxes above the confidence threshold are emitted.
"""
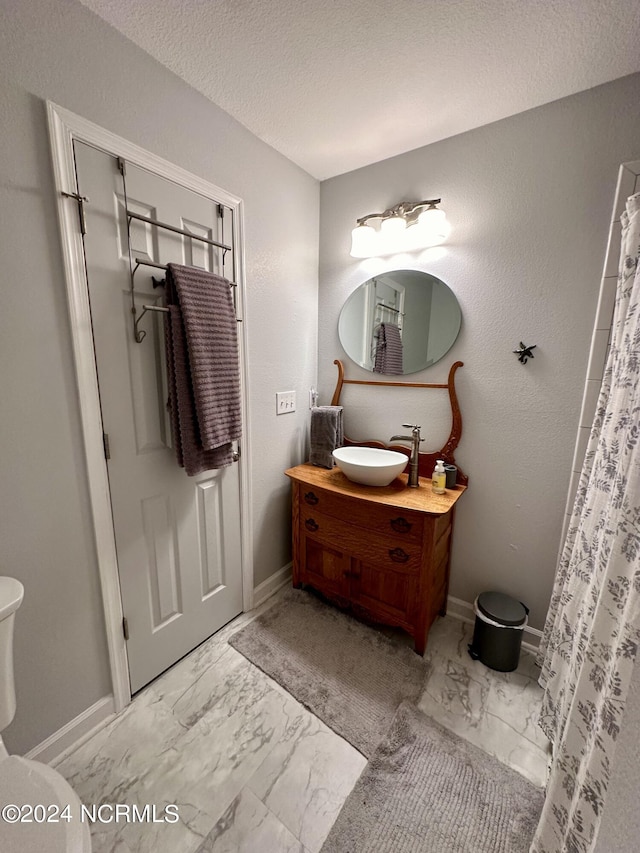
[127,210,231,253]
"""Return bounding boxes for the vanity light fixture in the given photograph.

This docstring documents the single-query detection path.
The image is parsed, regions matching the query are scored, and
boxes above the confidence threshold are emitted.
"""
[350,199,450,258]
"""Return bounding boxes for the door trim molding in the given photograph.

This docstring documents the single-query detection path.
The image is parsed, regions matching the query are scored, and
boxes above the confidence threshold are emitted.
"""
[46,101,254,711]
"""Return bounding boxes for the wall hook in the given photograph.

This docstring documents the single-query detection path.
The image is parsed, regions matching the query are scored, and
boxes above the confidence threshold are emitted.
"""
[513,342,537,364]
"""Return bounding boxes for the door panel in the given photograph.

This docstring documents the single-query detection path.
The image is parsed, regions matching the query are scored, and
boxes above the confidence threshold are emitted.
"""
[196,475,226,595]
[124,288,171,454]
[75,142,243,693]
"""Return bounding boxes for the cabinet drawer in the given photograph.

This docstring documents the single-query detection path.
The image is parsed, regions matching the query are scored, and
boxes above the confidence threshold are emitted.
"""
[300,487,423,542]
[301,507,422,574]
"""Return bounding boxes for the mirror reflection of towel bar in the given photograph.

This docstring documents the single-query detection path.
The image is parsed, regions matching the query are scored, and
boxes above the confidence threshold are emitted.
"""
[376,301,403,315]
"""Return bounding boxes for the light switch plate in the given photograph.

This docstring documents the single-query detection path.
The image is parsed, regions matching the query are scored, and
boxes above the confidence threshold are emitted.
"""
[276,390,296,414]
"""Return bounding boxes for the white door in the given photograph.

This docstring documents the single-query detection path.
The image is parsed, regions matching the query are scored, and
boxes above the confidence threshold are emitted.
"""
[74,142,243,693]
[365,276,405,368]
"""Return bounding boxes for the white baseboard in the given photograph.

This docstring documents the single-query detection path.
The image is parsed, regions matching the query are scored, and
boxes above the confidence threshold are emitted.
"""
[251,577,544,652]
[23,588,540,768]
[253,563,292,608]
[26,695,116,767]
[446,594,543,654]
[26,564,294,767]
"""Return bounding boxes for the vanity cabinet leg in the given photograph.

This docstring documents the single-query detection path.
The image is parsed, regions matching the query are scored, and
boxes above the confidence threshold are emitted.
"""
[291,481,301,588]
[291,554,302,588]
[414,634,427,656]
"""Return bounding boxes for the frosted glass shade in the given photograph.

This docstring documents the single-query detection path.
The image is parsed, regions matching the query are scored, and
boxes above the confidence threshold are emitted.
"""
[350,224,377,258]
[417,206,450,245]
[379,216,406,254]
[380,216,406,236]
[350,206,450,258]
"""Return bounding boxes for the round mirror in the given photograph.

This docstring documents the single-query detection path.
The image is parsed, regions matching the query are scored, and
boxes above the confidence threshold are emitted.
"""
[338,270,461,375]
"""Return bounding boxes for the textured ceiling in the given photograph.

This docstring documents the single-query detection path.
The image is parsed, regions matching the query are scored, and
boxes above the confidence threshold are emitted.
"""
[79,0,640,180]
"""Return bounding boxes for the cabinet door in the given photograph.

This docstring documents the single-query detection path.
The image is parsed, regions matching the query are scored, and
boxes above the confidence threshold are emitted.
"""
[301,534,351,602]
[350,561,416,632]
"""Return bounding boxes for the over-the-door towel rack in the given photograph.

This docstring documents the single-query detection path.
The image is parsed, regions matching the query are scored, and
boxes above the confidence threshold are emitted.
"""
[119,156,238,343]
[130,257,240,343]
[127,210,231,255]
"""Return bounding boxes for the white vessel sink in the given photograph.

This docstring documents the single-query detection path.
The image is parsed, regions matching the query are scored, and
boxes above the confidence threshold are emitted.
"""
[0,577,24,621]
[332,446,408,487]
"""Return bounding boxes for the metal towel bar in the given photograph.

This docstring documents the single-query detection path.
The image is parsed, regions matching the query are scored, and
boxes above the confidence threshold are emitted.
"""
[119,157,238,342]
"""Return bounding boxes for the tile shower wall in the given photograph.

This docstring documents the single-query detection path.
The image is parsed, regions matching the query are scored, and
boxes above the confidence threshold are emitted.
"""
[559,160,640,546]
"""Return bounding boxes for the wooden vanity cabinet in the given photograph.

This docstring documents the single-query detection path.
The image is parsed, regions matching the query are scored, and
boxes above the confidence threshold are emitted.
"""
[285,464,466,655]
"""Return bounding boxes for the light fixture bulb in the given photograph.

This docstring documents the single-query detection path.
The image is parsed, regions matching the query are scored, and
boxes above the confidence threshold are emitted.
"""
[404,221,426,251]
[350,223,377,258]
[379,215,406,254]
[350,200,450,258]
[417,206,450,246]
[380,215,406,235]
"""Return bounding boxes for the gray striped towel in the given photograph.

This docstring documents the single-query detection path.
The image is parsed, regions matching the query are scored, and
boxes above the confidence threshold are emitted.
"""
[165,263,241,475]
[310,406,344,468]
[373,323,403,375]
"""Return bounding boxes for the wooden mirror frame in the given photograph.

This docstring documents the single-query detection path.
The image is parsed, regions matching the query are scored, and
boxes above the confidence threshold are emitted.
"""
[330,359,468,486]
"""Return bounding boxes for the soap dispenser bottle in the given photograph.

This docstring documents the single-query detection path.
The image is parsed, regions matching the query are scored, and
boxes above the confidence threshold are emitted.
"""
[432,459,446,495]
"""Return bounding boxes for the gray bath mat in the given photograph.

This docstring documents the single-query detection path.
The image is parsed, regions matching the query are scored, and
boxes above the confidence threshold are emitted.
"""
[228,588,429,757]
[321,702,544,853]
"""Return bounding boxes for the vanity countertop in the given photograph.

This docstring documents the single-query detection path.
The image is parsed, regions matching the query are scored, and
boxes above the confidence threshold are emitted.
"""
[285,463,466,516]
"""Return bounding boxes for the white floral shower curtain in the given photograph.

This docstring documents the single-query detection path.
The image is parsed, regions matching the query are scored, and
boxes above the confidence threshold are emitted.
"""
[532,191,640,853]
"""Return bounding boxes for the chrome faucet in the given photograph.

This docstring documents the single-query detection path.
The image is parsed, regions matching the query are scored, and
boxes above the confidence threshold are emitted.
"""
[390,423,424,487]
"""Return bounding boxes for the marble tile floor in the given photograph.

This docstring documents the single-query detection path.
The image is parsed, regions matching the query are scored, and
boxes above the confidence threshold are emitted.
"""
[58,589,550,853]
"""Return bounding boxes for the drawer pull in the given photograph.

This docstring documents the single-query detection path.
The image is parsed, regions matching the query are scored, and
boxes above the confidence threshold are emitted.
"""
[305,518,319,532]
[304,491,319,506]
[389,547,410,564]
[390,516,412,534]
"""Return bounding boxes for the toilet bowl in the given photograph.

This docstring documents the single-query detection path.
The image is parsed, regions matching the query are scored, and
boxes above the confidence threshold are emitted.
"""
[0,577,91,852]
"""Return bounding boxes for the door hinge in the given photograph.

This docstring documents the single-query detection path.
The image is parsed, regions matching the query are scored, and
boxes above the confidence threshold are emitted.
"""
[122,616,129,641]
[117,157,126,177]
[232,444,241,462]
[103,432,111,460]
[61,191,89,235]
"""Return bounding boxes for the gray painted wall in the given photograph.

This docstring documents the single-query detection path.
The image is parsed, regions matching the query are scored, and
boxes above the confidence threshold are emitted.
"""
[2,16,639,841]
[0,0,318,753]
[319,73,640,631]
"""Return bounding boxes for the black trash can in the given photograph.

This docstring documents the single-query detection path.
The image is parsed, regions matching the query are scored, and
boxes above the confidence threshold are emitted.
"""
[468,591,529,672]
